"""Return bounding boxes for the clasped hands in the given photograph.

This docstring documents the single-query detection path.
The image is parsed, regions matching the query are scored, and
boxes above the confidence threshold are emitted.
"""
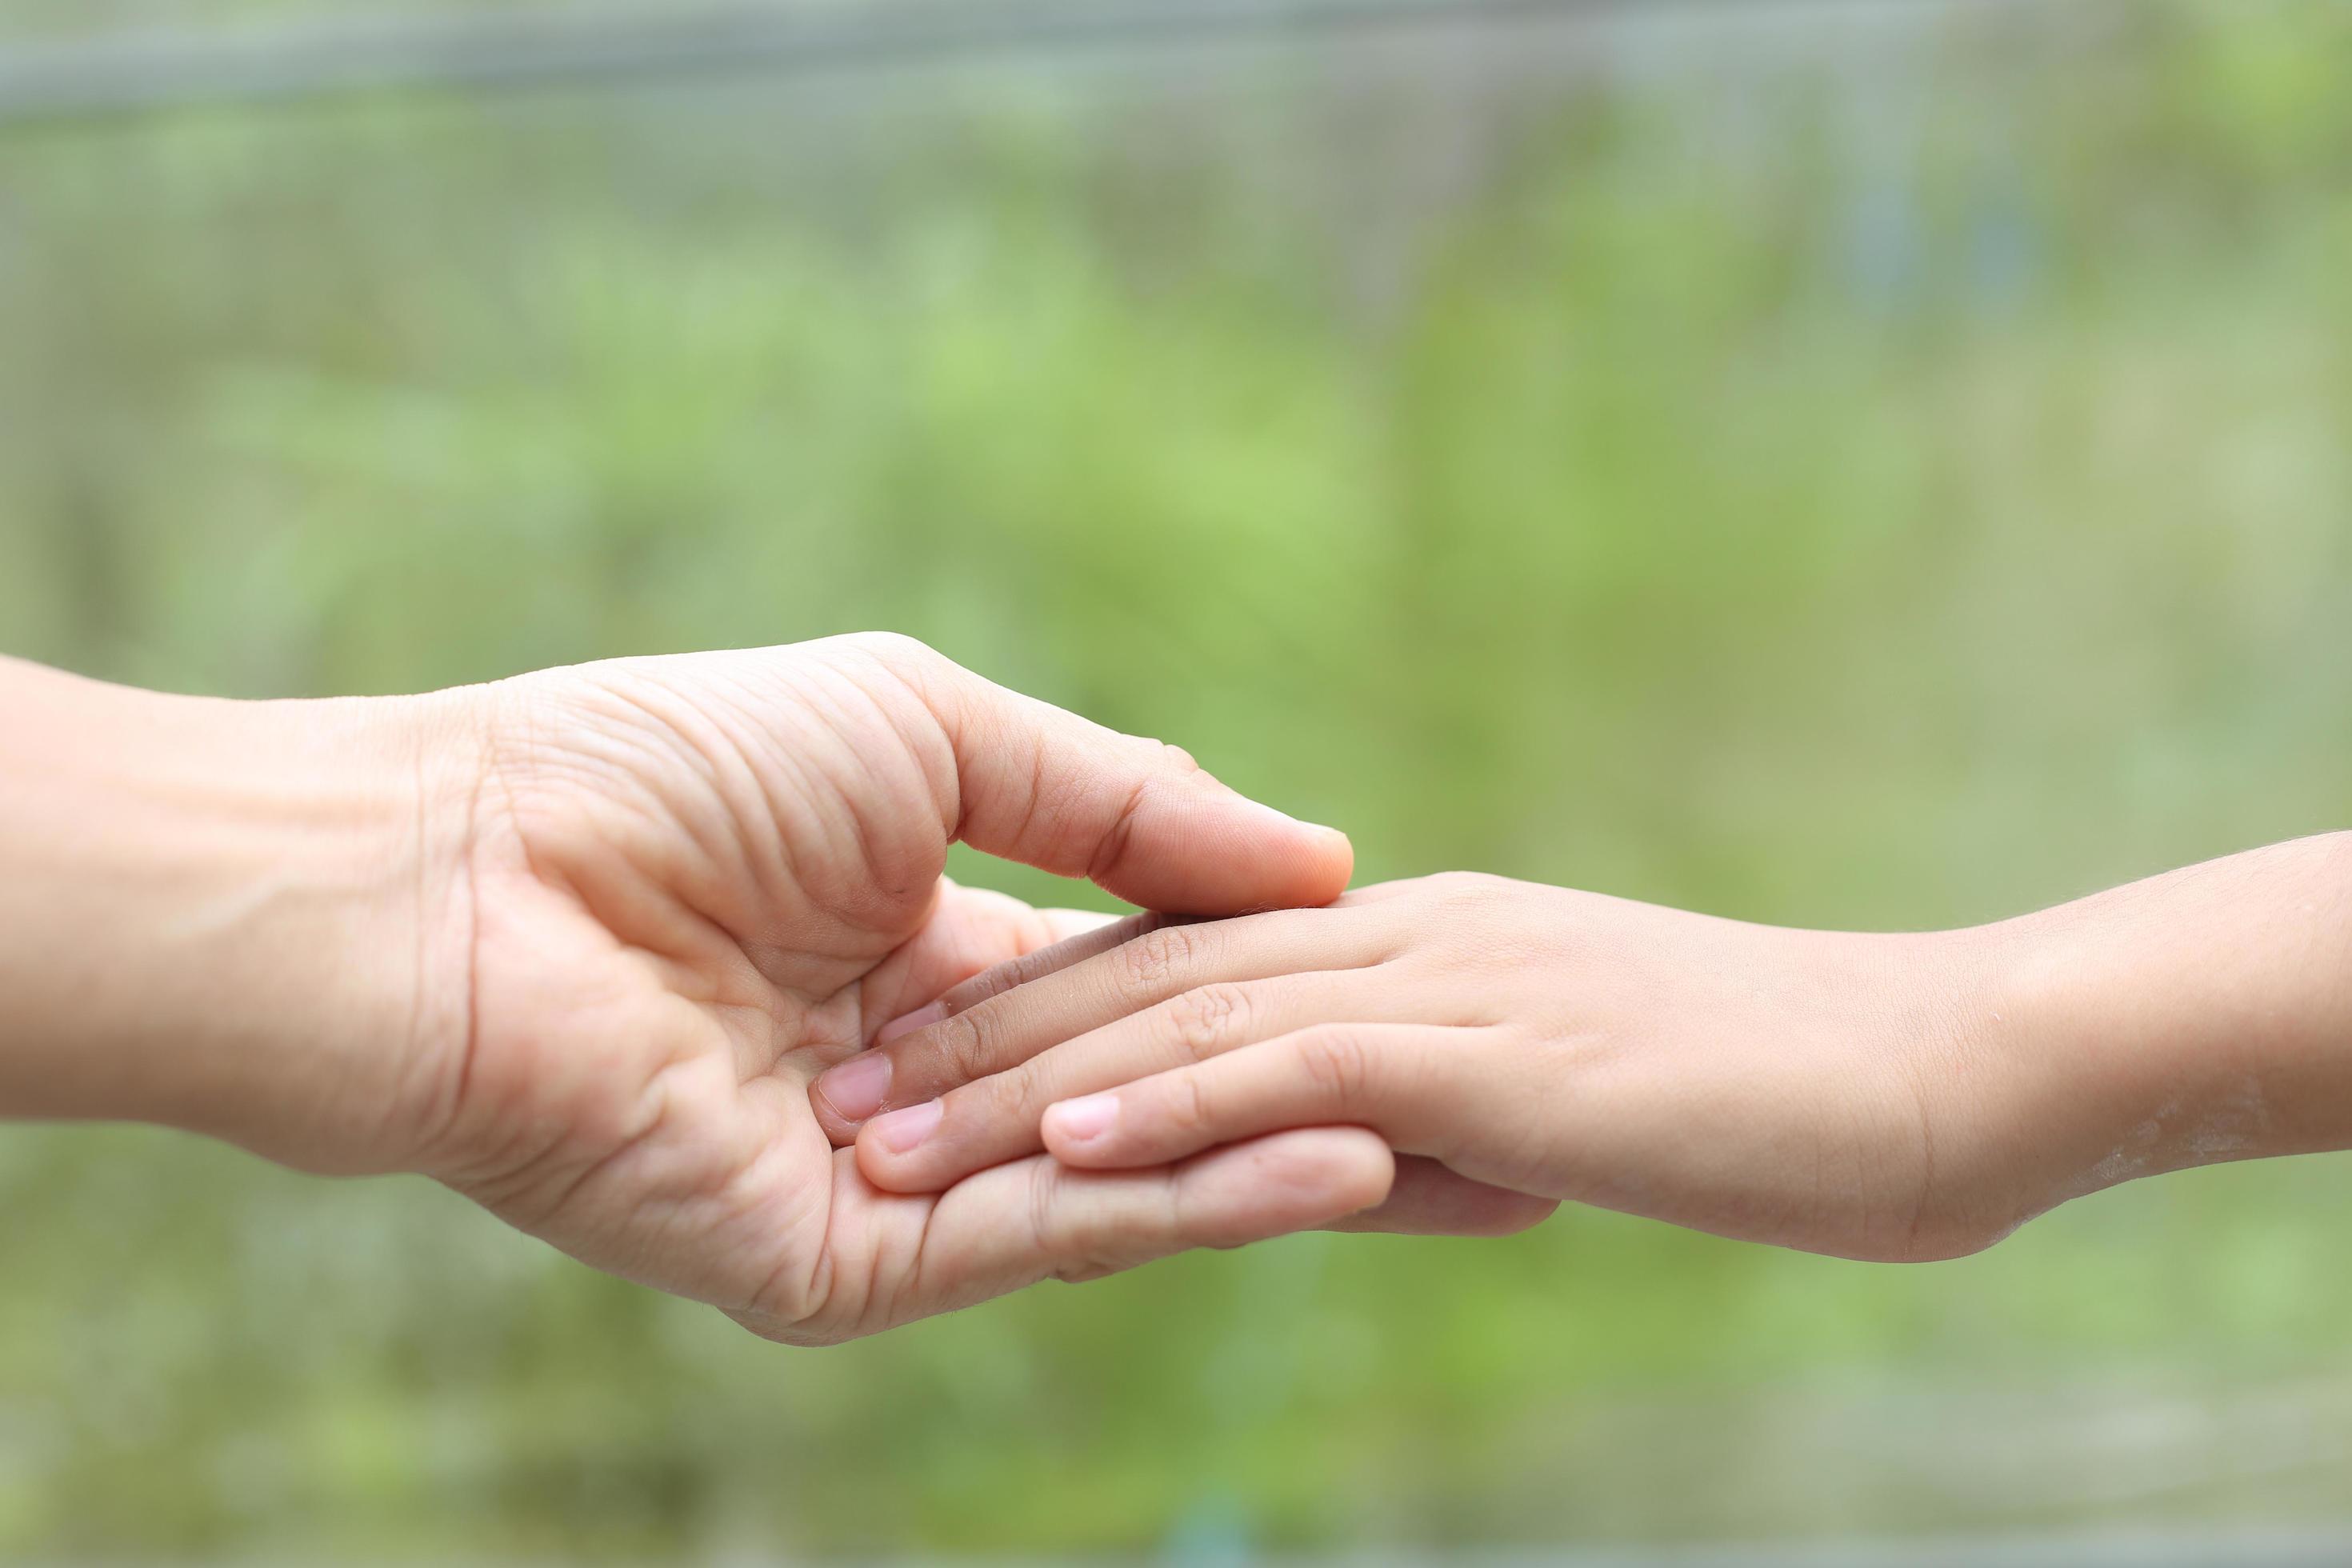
[13,634,2343,1349]
[420,634,2067,1338]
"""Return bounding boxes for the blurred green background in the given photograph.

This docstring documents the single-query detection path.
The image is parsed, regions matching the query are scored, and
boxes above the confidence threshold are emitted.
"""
[4,0,2352,1558]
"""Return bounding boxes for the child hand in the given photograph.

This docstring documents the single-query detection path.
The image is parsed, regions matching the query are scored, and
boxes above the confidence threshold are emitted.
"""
[814,873,2030,1260]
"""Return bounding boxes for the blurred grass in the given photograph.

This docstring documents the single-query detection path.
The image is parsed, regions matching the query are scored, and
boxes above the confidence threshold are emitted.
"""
[2,0,2352,1558]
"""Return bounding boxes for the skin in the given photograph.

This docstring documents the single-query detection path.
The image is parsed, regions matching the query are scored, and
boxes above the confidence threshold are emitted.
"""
[0,634,1396,1345]
[825,840,2352,1262]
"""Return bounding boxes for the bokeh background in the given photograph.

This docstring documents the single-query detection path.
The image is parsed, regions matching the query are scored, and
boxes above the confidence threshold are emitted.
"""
[4,0,2352,1558]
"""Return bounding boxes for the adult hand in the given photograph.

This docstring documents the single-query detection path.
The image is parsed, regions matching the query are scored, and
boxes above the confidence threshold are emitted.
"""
[0,637,1385,1343]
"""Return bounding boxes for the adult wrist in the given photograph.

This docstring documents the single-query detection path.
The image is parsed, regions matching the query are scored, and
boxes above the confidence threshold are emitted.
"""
[0,658,482,1174]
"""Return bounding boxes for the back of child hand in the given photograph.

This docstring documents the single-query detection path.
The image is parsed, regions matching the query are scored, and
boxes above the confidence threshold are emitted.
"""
[814,871,2042,1261]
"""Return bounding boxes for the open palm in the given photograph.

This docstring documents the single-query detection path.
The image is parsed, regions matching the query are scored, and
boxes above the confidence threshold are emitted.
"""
[410,634,1380,1344]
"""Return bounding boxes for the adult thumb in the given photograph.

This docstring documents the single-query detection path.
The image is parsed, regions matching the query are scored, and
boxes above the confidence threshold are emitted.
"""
[901,642,1352,915]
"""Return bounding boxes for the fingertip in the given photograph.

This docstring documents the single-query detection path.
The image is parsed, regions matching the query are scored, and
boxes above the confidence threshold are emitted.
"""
[1041,1092,1119,1156]
[853,1102,948,1193]
[1237,799,1353,906]
[1472,1191,1562,1238]
[1314,1125,1398,1214]
[852,1134,931,1194]
[850,1128,893,1190]
[1098,782,1353,916]
[1042,1093,1147,1170]
[812,1052,892,1129]
[1304,822,1354,904]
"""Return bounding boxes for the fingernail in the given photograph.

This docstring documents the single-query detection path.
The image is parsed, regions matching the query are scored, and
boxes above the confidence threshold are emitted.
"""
[1046,1094,1119,1144]
[814,1054,892,1123]
[869,1100,942,1154]
[876,1001,946,1046]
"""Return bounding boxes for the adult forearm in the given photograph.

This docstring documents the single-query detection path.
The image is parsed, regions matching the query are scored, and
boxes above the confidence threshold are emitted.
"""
[0,658,475,1172]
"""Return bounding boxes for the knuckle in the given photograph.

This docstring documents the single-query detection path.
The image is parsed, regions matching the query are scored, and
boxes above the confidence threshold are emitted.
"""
[950,950,1043,1012]
[1158,1169,1205,1250]
[1154,740,1202,778]
[1025,1159,1070,1258]
[1166,1072,1217,1139]
[845,630,940,670]
[1115,922,1198,998]
[843,632,961,719]
[1294,1027,1376,1106]
[1086,774,1153,886]
[980,1054,1049,1126]
[1420,868,1503,905]
[1163,983,1251,1061]
[935,1006,1005,1083]
[1027,1161,1121,1284]
[950,958,1024,1009]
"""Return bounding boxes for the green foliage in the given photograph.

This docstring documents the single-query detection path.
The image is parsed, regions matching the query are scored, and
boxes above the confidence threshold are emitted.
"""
[2,2,2351,1555]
